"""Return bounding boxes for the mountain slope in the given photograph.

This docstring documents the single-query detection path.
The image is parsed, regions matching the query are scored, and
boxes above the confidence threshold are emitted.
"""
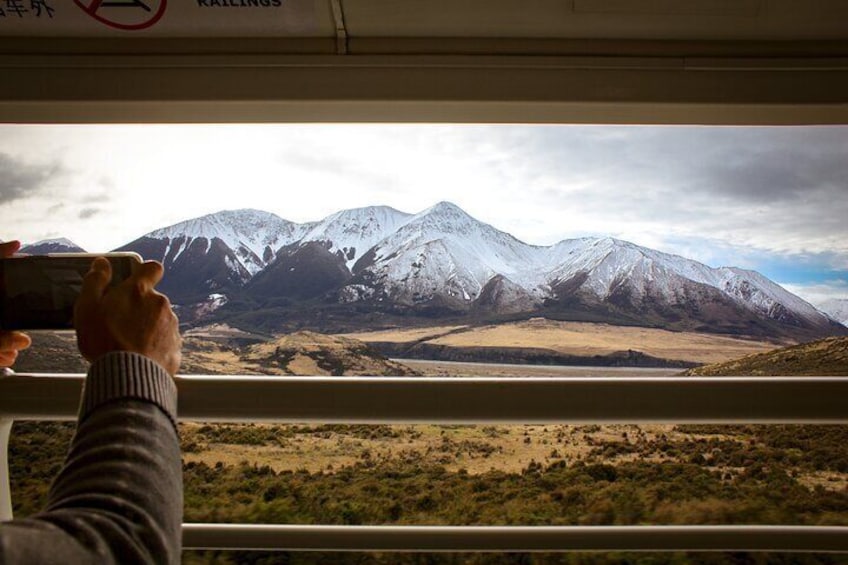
[298,205,413,270]
[244,241,351,301]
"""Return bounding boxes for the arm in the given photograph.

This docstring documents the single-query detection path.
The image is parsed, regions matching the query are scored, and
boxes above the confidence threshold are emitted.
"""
[0,254,183,565]
[0,354,181,565]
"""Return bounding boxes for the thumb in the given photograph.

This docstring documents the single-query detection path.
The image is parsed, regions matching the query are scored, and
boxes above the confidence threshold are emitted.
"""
[0,240,21,259]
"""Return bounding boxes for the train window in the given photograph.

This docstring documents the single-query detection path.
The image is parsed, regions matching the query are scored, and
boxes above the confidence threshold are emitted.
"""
[4,123,847,562]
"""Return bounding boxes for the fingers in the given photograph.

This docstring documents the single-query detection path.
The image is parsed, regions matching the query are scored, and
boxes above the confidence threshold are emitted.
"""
[0,330,30,368]
[131,261,164,293]
[0,240,21,259]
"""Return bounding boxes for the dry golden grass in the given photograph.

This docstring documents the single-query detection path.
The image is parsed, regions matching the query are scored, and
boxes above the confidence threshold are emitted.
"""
[181,423,745,475]
[179,342,258,375]
[340,318,783,364]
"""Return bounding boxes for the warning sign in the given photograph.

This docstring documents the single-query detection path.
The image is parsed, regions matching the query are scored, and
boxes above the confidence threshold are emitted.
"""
[72,0,167,31]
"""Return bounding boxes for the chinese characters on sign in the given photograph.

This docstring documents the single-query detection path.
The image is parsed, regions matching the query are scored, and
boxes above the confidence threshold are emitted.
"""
[0,0,56,18]
[0,0,166,29]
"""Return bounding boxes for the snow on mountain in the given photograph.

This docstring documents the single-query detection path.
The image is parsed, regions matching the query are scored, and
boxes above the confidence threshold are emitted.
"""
[116,209,311,302]
[536,238,831,328]
[354,201,546,303]
[20,238,86,254]
[819,298,848,326]
[298,205,413,269]
[147,209,308,275]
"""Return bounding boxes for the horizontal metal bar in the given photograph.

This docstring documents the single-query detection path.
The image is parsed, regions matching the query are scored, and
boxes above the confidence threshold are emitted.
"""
[1,55,847,125]
[181,524,848,553]
[1,374,846,424]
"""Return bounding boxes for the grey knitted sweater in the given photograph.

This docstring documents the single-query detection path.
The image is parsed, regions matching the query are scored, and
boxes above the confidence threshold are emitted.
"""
[0,352,182,564]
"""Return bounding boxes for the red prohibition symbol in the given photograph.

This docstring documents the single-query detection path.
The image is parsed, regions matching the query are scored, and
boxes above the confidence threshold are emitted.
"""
[73,0,168,31]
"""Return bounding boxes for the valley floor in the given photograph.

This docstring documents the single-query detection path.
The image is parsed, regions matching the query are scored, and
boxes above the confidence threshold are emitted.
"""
[337,319,784,366]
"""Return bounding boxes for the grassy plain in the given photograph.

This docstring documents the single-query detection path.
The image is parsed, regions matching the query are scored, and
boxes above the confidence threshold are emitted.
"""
[337,318,784,365]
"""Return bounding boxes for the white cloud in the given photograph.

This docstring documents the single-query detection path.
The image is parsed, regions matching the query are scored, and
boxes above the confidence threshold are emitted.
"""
[780,281,848,306]
[0,123,846,273]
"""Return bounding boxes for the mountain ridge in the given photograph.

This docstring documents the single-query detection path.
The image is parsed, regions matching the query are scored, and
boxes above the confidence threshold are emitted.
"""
[119,203,844,339]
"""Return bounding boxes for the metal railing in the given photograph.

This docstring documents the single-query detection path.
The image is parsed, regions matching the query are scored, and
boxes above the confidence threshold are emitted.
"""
[2,372,848,553]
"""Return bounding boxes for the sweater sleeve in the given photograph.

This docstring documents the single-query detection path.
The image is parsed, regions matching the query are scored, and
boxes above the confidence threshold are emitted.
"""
[0,352,182,565]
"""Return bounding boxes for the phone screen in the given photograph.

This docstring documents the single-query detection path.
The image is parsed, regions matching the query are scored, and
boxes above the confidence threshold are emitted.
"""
[0,255,137,330]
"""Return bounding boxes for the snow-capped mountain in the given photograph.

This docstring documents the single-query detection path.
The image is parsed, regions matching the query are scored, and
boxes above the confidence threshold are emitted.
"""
[20,238,86,254]
[111,203,845,339]
[536,238,830,332]
[819,298,848,326]
[299,205,413,270]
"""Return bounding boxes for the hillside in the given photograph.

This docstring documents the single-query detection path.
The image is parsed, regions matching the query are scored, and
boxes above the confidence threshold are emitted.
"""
[182,329,418,377]
[684,336,848,376]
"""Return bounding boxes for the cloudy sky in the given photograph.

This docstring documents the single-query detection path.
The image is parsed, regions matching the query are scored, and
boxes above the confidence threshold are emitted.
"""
[0,124,846,305]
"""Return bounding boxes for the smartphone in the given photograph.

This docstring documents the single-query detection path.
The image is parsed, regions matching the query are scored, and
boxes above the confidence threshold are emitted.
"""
[0,253,142,330]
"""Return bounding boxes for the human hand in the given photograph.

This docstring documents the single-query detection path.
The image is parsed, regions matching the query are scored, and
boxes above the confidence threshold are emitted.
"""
[0,240,31,368]
[74,257,181,376]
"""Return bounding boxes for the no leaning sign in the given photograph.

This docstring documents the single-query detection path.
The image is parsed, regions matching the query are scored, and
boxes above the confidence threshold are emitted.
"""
[72,0,169,31]
[0,0,323,35]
